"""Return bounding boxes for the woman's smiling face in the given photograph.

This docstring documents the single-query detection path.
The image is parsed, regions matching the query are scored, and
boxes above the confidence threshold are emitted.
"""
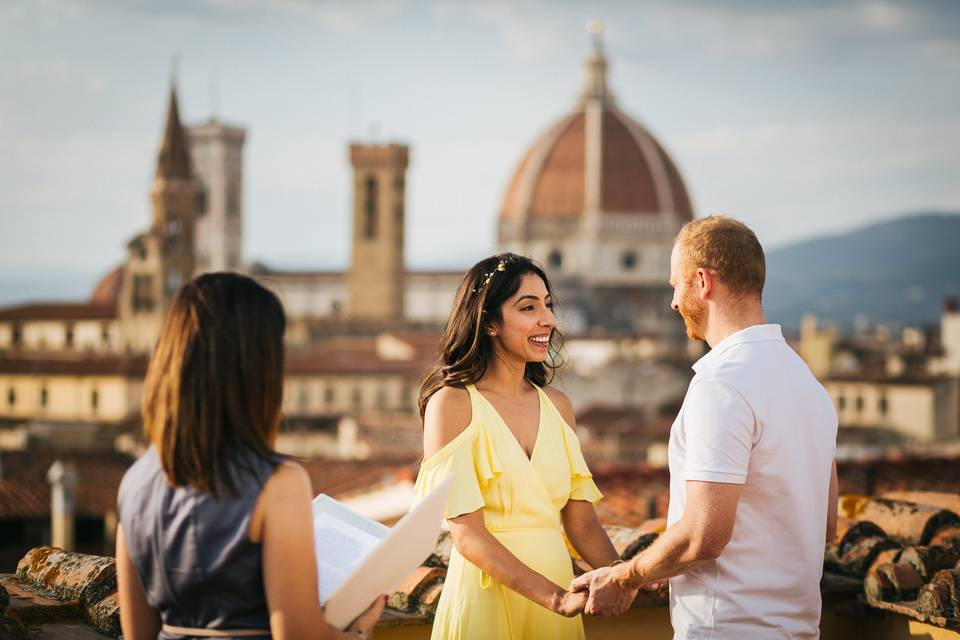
[490,272,556,364]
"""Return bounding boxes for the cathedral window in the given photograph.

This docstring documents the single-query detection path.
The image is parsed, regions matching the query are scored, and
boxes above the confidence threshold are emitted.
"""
[364,175,378,239]
[548,250,563,270]
[621,250,638,271]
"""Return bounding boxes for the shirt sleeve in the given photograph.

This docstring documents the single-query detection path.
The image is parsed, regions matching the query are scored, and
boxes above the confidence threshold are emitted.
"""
[681,378,757,485]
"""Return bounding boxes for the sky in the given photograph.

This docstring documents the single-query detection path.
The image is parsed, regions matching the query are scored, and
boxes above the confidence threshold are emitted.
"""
[1,0,959,305]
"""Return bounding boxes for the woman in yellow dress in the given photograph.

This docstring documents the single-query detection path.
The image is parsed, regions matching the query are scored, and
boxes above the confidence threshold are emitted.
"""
[413,253,636,639]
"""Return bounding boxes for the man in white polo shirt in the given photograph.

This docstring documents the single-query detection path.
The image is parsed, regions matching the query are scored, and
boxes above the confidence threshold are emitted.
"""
[571,216,839,638]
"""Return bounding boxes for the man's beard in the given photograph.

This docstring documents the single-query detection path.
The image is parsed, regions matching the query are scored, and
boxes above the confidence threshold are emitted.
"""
[677,293,707,342]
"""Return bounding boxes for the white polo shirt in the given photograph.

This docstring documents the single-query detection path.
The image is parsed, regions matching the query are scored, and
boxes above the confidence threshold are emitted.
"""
[667,324,837,639]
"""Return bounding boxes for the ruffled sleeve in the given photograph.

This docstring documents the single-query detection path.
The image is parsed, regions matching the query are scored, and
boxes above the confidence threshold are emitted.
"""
[560,421,603,504]
[412,422,503,520]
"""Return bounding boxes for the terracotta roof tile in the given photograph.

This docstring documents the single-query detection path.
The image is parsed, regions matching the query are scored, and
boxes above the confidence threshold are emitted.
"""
[859,498,960,545]
[0,451,132,519]
[0,303,116,322]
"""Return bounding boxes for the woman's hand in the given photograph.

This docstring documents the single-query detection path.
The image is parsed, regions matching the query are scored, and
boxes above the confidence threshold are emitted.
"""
[345,595,386,638]
[551,589,588,617]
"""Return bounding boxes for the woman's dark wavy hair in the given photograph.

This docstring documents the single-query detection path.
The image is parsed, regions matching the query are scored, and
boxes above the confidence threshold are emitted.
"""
[418,253,564,422]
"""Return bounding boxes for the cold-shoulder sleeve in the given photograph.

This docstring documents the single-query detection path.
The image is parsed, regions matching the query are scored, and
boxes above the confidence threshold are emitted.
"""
[413,422,503,520]
[560,421,603,504]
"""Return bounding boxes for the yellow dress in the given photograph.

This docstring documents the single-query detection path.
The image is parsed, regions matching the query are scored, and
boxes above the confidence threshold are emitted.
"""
[413,383,603,640]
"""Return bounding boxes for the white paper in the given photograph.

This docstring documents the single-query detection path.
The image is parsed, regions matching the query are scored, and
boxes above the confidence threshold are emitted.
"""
[312,511,383,603]
[322,476,452,629]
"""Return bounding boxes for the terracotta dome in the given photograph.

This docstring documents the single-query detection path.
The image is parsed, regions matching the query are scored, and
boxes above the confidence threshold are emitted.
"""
[500,34,693,222]
[89,265,125,307]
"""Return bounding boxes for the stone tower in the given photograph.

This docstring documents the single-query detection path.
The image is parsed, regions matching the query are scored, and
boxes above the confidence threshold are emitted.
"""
[189,119,246,273]
[118,85,199,353]
[347,144,408,322]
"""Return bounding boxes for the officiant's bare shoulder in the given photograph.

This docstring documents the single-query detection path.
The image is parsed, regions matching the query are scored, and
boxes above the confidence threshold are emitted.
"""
[423,386,472,459]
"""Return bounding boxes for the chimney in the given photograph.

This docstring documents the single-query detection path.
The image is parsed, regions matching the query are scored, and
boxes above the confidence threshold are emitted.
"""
[944,296,958,313]
[47,460,78,551]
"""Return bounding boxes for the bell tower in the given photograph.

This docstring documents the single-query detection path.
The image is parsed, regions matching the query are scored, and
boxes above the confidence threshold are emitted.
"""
[347,143,408,322]
[118,84,199,352]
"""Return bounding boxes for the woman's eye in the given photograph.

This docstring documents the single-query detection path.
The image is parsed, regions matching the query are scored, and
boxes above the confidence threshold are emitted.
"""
[521,306,534,312]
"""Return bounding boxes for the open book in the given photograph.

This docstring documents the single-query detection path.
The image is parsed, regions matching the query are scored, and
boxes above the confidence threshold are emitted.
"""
[311,476,452,629]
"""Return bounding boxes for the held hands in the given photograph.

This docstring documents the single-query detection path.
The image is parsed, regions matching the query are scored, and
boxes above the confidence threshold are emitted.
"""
[568,565,640,618]
[551,588,589,617]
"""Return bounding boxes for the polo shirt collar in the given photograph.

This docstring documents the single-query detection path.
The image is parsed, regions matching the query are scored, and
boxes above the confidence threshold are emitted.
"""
[691,323,784,374]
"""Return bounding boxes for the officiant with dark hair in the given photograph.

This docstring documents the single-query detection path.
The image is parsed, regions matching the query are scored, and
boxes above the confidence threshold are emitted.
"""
[115,272,384,640]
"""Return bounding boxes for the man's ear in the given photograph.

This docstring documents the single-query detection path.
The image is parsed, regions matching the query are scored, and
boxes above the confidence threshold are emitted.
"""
[696,268,713,299]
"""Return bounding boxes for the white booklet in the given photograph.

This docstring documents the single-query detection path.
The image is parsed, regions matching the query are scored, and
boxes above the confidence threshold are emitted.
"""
[311,476,452,629]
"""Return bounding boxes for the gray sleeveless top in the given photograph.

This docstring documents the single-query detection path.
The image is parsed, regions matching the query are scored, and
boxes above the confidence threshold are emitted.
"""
[118,446,281,640]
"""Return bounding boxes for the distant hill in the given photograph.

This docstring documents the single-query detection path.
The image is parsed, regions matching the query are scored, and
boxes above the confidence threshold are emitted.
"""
[764,213,960,330]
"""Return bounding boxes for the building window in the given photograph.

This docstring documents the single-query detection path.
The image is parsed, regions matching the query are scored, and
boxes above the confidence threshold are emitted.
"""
[324,385,335,405]
[195,186,207,216]
[837,395,846,410]
[137,244,148,261]
[298,384,309,412]
[91,389,99,413]
[101,324,110,346]
[621,250,638,271]
[364,175,378,240]
[855,396,864,413]
[132,275,154,312]
[879,395,888,415]
[548,250,562,270]
[352,386,362,409]
[227,187,239,217]
[376,387,387,410]
[165,218,182,239]
[12,323,22,347]
[7,387,15,407]
[65,324,74,349]
[40,385,48,408]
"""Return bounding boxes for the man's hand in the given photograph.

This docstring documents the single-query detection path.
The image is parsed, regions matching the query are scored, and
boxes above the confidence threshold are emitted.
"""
[569,566,639,617]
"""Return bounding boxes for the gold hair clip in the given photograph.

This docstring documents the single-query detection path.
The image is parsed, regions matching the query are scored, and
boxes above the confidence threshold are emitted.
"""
[473,260,506,293]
